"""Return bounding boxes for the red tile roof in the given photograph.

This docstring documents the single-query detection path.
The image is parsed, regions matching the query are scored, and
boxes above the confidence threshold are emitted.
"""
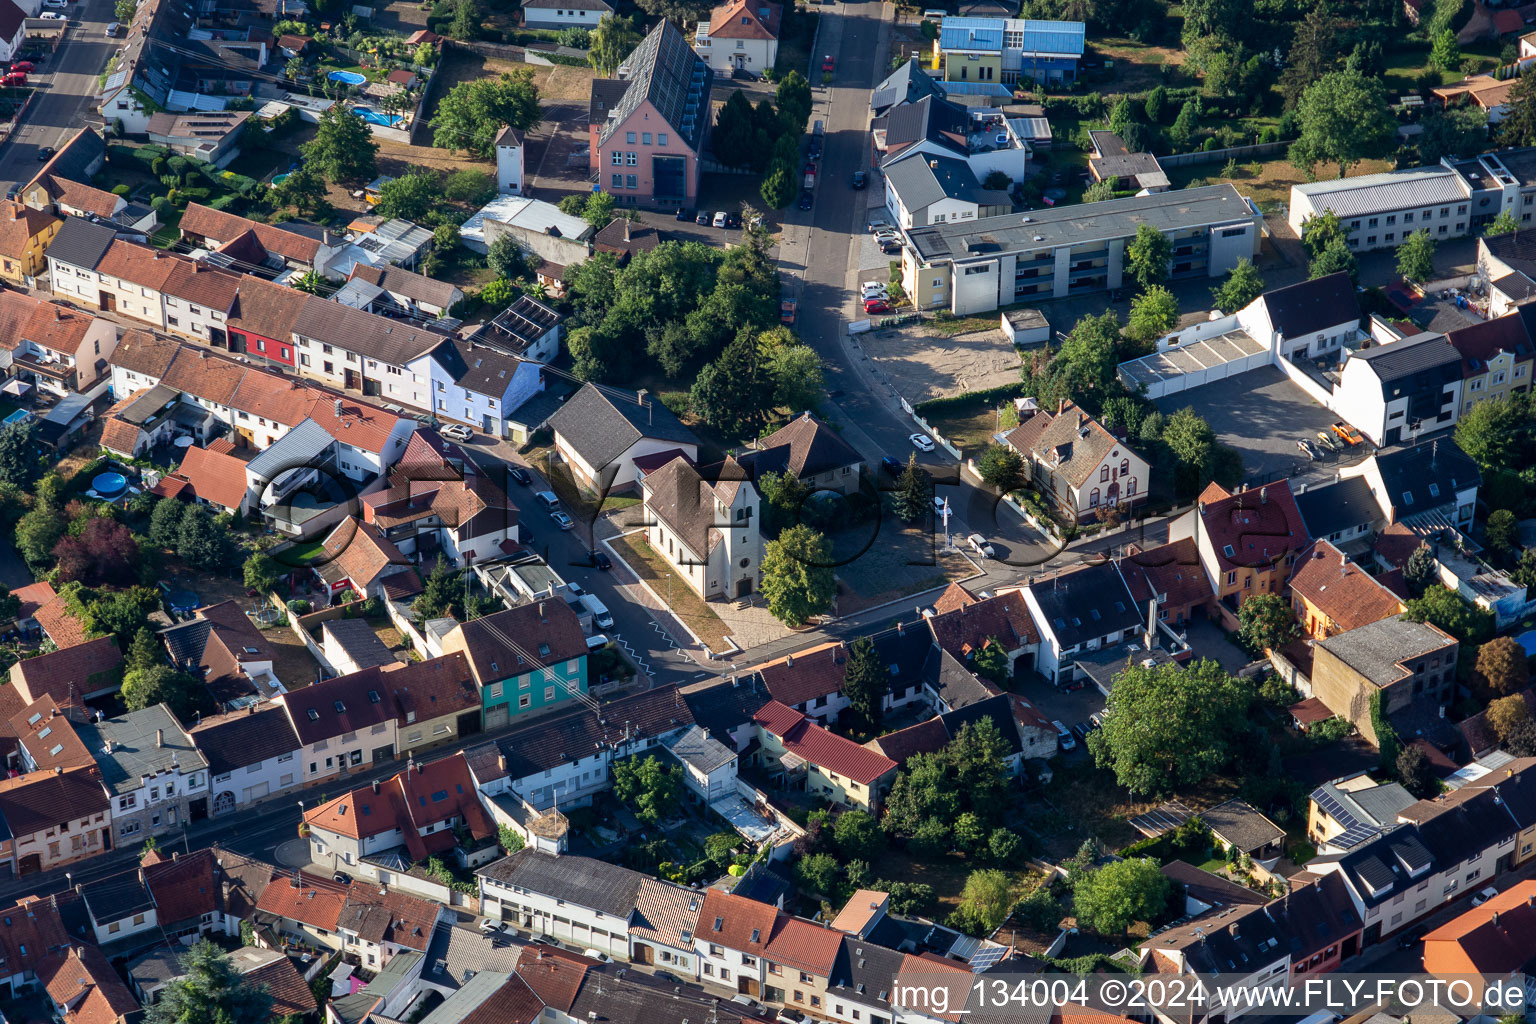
[318,519,415,593]
[172,443,250,512]
[1289,540,1405,633]
[307,750,496,861]
[337,887,440,951]
[0,765,108,838]
[180,203,324,264]
[95,240,182,294]
[751,700,898,785]
[255,871,349,932]
[31,593,91,649]
[0,894,73,984]
[1196,480,1309,573]
[1423,879,1536,972]
[750,642,847,708]
[931,582,977,614]
[41,944,139,1024]
[12,636,123,705]
[926,589,1039,657]
[144,848,220,925]
[462,974,544,1024]
[0,201,58,261]
[516,944,591,1011]
[12,580,56,622]
[1115,537,1211,610]
[9,696,93,772]
[42,174,121,220]
[696,889,778,955]
[707,0,781,40]
[763,914,842,976]
[243,953,319,1018]
[389,653,481,727]
[1375,522,1423,569]
[278,664,401,745]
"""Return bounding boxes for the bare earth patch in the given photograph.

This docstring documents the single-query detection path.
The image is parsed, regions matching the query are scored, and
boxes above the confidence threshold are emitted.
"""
[860,322,1022,404]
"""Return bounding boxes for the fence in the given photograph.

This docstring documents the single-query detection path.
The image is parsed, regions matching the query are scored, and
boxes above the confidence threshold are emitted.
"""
[1158,140,1294,169]
[897,398,963,461]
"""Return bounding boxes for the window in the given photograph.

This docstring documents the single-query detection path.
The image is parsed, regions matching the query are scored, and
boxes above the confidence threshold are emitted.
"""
[611,151,623,166]
[1100,465,1109,482]
[658,133,668,146]
[626,131,636,144]
[626,174,638,189]
[520,694,531,708]
[625,151,638,166]
[612,174,623,188]
[1089,488,1100,507]
[544,686,555,701]
[642,132,652,144]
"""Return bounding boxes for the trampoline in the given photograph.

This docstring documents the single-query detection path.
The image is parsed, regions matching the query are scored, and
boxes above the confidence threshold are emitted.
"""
[92,472,128,497]
[328,70,366,84]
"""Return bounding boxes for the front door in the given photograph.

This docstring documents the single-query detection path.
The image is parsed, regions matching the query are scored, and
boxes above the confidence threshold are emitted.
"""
[736,577,753,598]
[98,291,115,313]
[188,796,208,822]
[635,944,654,965]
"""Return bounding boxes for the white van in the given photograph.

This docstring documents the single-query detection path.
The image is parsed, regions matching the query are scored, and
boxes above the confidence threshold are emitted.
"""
[581,594,613,630]
[1052,720,1076,752]
[586,634,610,651]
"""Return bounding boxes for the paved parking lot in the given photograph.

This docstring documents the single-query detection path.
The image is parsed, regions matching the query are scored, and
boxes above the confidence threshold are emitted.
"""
[1014,670,1105,753]
[1154,365,1370,489]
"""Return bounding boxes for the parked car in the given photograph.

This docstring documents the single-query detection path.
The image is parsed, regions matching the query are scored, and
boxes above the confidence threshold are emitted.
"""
[732,996,767,1015]
[1296,438,1321,460]
[780,299,797,324]
[1471,885,1500,906]
[852,170,867,189]
[0,72,25,85]
[1072,721,1092,742]
[910,433,935,452]
[880,455,903,477]
[1396,925,1427,949]
[36,12,62,19]
[35,146,53,161]
[1331,421,1363,445]
[966,533,995,558]
[440,423,473,442]
[590,549,612,571]
[332,872,351,885]
[724,212,741,229]
[582,948,611,963]
[808,136,823,160]
[675,207,693,221]
[1314,430,1340,451]
[879,240,901,255]
[508,467,532,486]
[730,67,757,80]
[821,54,834,72]
[712,211,728,228]
[534,490,560,511]
[104,19,120,33]
[10,61,33,73]
[777,1011,807,1024]
[477,919,501,934]
[932,496,949,516]
[566,582,586,599]
[863,299,890,314]
[861,281,888,298]
[695,210,710,225]
[1052,720,1076,752]
[550,510,575,530]
[798,191,813,210]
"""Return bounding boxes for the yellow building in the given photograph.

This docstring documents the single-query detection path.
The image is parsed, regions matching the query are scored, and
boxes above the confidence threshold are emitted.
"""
[0,202,60,284]
[1448,315,1534,415]
[749,700,897,811]
[1288,541,1406,640]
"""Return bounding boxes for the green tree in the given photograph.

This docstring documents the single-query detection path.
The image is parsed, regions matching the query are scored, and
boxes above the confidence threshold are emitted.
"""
[766,344,824,413]
[450,0,482,39]
[126,626,161,677]
[1082,178,1117,202]
[1429,28,1459,70]
[1406,585,1495,646]
[1395,229,1436,284]
[115,0,137,21]
[891,454,932,524]
[433,71,542,158]
[1288,70,1395,178]
[1279,3,1339,109]
[144,940,273,1024]
[842,635,887,735]
[834,810,885,861]
[0,421,40,489]
[1502,72,1536,146]
[149,497,189,548]
[1473,636,1529,698]
[15,506,63,567]
[776,71,812,133]
[1487,694,1532,741]
[1395,744,1437,799]
[760,524,835,627]
[1126,223,1172,291]
[1310,239,1359,284]
[1088,658,1250,796]
[1486,508,1519,554]
[487,234,528,280]
[955,869,1014,935]
[243,553,280,595]
[1071,858,1170,935]
[953,811,986,854]
[1145,84,1169,123]
[1237,592,1299,655]
[760,159,796,209]
[1454,394,1530,472]
[973,640,1008,685]
[374,169,441,221]
[1022,311,1123,413]
[976,444,1024,493]
[793,851,842,898]
[588,14,639,75]
[413,555,460,620]
[177,506,232,571]
[444,168,496,205]
[690,331,771,436]
[1161,405,1215,493]
[1485,210,1520,237]
[271,162,327,215]
[611,754,683,824]
[122,664,203,720]
[1300,210,1347,260]
[1418,105,1488,163]
[582,191,616,231]
[1403,543,1438,597]
[1212,258,1264,312]
[712,90,756,165]
[497,823,525,852]
[1169,99,1199,151]
[704,832,742,870]
[1108,96,1136,137]
[301,103,378,183]
[1128,284,1179,342]
[758,469,812,534]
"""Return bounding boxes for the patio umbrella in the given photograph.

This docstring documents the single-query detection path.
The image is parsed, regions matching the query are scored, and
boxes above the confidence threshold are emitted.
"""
[1,378,31,396]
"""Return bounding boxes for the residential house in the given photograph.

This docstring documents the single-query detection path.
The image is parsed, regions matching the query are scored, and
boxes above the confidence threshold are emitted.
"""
[178,202,337,275]
[873,94,1030,196]
[160,600,280,707]
[462,195,592,282]
[145,110,252,165]
[76,705,210,845]
[906,183,1260,313]
[747,701,898,810]
[0,0,24,64]
[521,0,612,28]
[0,290,119,398]
[550,382,699,493]
[734,621,937,728]
[309,521,417,605]
[322,619,399,675]
[1289,540,1407,640]
[1114,537,1213,628]
[98,385,202,459]
[642,455,761,602]
[693,0,779,74]
[25,170,126,224]
[389,654,483,754]
[868,691,1056,770]
[277,669,403,784]
[1330,331,1465,447]
[477,849,643,959]
[1202,799,1286,868]
[344,263,464,321]
[1310,615,1459,747]
[737,412,863,495]
[425,337,544,441]
[253,870,351,949]
[0,768,111,875]
[291,296,450,411]
[759,914,842,1014]
[1476,232,1536,316]
[932,17,1085,86]
[1001,400,1149,518]
[920,647,1001,713]
[883,151,1012,232]
[188,705,303,816]
[926,586,1040,676]
[1169,479,1310,626]
[359,432,518,567]
[1447,306,1535,414]
[305,751,498,877]
[1432,74,1517,124]
[870,58,947,117]
[10,696,95,777]
[49,236,182,330]
[589,21,714,206]
[334,889,444,970]
[158,441,254,517]
[628,877,703,975]
[8,635,124,714]
[1140,901,1291,1021]
[663,725,737,804]
[0,896,76,997]
[1020,561,1144,685]
[691,887,775,997]
[223,273,309,368]
[160,260,244,346]
[1422,879,1536,1003]
[1308,772,1418,855]
[0,202,60,286]
[1443,757,1536,865]
[441,599,589,730]
[1087,129,1169,192]
[1337,438,1481,531]
[1293,476,1381,548]
[39,945,140,1024]
[474,294,563,365]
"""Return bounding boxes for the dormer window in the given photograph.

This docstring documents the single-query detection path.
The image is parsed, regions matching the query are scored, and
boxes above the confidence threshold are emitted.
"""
[1402,492,1413,506]
[1427,482,1440,498]
[1223,544,1235,557]
[334,701,346,713]
[714,916,724,931]
[367,690,381,703]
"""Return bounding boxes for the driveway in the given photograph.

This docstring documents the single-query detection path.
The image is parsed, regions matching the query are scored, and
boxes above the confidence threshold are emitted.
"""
[0,0,117,194]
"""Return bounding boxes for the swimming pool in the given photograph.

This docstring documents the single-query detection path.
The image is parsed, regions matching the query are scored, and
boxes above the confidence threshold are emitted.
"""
[271,172,291,186]
[93,471,128,497]
[328,70,367,85]
[1519,629,1536,657]
[1,409,30,426]
[353,105,405,127]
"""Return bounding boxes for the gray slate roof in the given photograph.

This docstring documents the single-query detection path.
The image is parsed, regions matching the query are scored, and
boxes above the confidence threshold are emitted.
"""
[431,338,524,401]
[419,921,523,992]
[870,58,943,114]
[884,151,1011,212]
[1259,272,1360,338]
[291,293,447,366]
[1201,798,1285,853]
[664,724,735,773]
[1351,331,1460,381]
[1315,614,1456,689]
[1029,562,1142,650]
[1371,439,1480,514]
[476,848,644,918]
[548,382,698,470]
[75,704,209,796]
[598,20,713,153]
[45,215,118,271]
[1294,476,1380,538]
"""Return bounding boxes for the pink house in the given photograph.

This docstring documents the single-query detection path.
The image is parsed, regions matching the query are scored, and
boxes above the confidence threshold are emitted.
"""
[588,20,713,207]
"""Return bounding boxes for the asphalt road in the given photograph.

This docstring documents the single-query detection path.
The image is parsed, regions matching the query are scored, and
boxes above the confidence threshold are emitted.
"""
[0,0,116,195]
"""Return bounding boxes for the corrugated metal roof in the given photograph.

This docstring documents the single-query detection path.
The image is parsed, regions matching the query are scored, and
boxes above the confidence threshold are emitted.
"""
[1017,19,1084,54]
[940,18,1004,50]
[1293,166,1471,220]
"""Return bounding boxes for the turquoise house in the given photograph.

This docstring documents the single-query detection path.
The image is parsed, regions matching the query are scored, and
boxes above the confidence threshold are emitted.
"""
[442,599,590,730]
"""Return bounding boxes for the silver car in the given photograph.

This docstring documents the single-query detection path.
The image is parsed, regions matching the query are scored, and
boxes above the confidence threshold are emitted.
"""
[966,533,995,558]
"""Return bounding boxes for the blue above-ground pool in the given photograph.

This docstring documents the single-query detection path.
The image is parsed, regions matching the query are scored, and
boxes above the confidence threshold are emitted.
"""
[92,471,127,497]
[166,588,199,613]
[1518,629,1536,657]
[272,172,291,185]
[353,105,405,127]
[328,70,367,85]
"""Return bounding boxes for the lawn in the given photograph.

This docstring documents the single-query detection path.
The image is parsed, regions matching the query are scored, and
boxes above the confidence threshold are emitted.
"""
[279,539,328,564]
[610,533,733,652]
[917,400,1003,460]
[542,459,639,519]
[150,210,183,249]
[867,849,1037,914]
[774,5,819,78]
[1163,155,1397,213]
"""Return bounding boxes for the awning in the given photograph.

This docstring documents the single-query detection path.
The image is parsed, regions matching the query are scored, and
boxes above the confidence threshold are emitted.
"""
[2,378,31,396]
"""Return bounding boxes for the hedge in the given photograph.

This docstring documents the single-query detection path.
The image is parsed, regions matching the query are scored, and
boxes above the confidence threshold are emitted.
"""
[914,381,1026,416]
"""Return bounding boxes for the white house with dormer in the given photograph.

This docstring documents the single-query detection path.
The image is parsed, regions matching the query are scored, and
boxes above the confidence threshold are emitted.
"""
[641,455,760,602]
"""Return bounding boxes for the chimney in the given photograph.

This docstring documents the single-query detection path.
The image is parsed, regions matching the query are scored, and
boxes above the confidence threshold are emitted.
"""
[155,729,163,748]
[539,601,546,623]
[335,398,343,417]
[1491,911,1499,927]
[498,752,507,772]
[1260,486,1268,504]
[624,219,631,242]
[372,779,380,794]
